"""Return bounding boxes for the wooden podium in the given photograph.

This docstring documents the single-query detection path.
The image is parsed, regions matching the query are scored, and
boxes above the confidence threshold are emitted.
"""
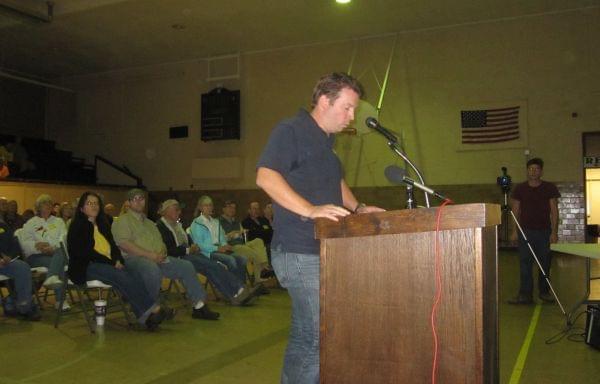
[315,203,500,384]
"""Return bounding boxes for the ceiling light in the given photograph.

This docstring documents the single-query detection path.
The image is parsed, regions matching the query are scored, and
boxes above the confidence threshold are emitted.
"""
[336,0,351,4]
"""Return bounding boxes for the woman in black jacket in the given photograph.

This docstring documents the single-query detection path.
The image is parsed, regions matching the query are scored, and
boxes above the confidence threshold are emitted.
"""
[67,191,165,330]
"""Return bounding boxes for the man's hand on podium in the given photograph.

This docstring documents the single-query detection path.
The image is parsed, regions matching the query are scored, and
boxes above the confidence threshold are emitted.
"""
[306,204,351,222]
[355,205,386,214]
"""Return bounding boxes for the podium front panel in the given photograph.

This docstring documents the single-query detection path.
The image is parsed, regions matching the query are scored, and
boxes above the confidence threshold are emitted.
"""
[319,212,498,384]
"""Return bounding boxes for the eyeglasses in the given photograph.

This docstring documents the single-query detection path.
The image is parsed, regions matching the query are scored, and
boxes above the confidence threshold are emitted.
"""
[132,196,146,202]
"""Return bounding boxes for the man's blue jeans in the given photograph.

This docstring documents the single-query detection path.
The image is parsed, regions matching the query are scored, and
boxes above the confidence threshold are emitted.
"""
[123,255,207,305]
[184,254,243,299]
[209,252,247,284]
[518,229,552,297]
[271,248,320,384]
[26,248,66,301]
[86,262,158,324]
[0,259,34,313]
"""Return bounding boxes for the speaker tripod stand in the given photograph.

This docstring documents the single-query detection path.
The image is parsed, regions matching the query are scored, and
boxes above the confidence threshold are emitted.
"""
[510,210,571,324]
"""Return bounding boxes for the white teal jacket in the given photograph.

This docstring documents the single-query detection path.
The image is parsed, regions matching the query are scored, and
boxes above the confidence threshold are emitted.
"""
[189,214,227,256]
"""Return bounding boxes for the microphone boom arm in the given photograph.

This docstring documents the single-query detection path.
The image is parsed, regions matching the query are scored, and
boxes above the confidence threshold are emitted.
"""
[388,141,431,208]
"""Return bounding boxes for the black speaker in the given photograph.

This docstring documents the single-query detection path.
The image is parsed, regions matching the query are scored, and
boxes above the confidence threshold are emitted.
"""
[585,305,600,350]
[169,125,188,139]
[201,88,240,141]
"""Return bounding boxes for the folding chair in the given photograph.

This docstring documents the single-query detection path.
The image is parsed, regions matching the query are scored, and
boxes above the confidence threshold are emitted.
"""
[55,240,133,333]
[14,228,52,308]
[0,274,11,312]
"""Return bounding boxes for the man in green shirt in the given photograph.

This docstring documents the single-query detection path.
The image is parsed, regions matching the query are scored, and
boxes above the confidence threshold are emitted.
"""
[112,188,219,320]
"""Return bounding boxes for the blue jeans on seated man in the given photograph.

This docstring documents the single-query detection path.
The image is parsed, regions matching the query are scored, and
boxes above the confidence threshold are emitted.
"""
[26,248,66,301]
[271,248,320,384]
[184,253,243,299]
[209,251,247,284]
[0,259,35,314]
[123,255,207,305]
[86,262,159,324]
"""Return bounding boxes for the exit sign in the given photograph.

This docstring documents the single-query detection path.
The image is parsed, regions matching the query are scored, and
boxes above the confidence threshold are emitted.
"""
[584,157,600,167]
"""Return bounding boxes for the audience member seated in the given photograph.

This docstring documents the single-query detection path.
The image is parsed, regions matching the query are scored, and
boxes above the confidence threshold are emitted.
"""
[220,200,272,284]
[0,157,9,179]
[156,199,260,305]
[5,200,25,231]
[242,201,274,249]
[52,202,60,217]
[119,200,130,217]
[111,189,219,320]
[0,145,13,163]
[67,191,166,330]
[104,203,117,224]
[20,194,69,310]
[263,202,274,226]
[0,197,7,218]
[21,209,35,224]
[58,202,74,228]
[0,219,40,320]
[6,138,33,176]
[242,201,275,274]
[189,196,248,284]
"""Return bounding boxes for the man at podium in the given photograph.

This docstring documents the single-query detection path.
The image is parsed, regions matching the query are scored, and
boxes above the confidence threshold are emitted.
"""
[256,72,383,384]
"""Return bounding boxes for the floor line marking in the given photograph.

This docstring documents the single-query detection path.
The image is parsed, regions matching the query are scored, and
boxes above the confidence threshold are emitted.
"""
[508,303,542,384]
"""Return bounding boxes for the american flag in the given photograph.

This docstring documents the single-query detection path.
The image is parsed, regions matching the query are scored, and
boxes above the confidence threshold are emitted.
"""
[461,106,520,144]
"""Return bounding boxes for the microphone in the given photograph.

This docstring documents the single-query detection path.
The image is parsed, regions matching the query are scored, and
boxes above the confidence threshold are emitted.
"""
[365,117,398,143]
[384,165,448,201]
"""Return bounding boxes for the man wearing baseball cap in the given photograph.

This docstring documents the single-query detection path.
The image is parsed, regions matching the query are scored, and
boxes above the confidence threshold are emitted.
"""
[111,189,219,320]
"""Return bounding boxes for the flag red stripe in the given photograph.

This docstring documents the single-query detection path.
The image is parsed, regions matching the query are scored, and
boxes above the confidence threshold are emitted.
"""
[487,115,519,123]
[462,131,519,140]
[462,135,519,143]
[486,120,518,127]
[462,126,519,134]
[484,106,520,113]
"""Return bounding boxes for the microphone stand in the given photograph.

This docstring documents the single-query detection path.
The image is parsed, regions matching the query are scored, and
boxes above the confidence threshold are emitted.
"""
[405,185,416,209]
[387,140,431,208]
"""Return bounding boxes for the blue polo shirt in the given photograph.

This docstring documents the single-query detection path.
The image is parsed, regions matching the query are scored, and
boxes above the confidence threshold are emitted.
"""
[257,109,343,254]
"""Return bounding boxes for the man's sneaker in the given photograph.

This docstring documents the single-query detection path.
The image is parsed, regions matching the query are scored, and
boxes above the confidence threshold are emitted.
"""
[507,294,534,305]
[43,275,63,289]
[2,297,18,317]
[54,301,71,311]
[192,305,220,320]
[260,269,276,279]
[19,305,42,321]
[231,284,261,306]
[145,310,166,331]
[256,285,270,296]
[159,306,176,320]
[539,292,555,303]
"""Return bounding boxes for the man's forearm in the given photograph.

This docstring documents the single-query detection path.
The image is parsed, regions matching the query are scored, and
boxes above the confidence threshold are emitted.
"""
[256,167,314,217]
[550,199,559,235]
[118,240,155,260]
[340,179,359,211]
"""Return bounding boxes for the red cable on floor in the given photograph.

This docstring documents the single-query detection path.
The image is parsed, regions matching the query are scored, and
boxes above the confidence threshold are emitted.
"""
[431,198,453,384]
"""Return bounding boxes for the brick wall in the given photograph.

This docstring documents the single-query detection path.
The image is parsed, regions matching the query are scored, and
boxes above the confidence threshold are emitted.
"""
[557,183,585,243]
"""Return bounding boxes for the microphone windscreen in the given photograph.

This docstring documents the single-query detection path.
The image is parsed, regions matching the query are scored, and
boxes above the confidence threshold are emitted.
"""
[384,165,406,185]
[365,117,378,129]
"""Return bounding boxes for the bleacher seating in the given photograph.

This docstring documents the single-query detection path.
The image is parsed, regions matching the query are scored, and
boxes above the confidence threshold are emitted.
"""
[0,135,96,184]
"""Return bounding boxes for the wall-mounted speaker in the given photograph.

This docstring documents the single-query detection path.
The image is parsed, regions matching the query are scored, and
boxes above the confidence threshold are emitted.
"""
[201,88,240,141]
[169,125,188,139]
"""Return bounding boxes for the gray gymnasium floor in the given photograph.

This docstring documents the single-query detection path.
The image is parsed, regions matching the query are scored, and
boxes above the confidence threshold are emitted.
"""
[1,250,599,384]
